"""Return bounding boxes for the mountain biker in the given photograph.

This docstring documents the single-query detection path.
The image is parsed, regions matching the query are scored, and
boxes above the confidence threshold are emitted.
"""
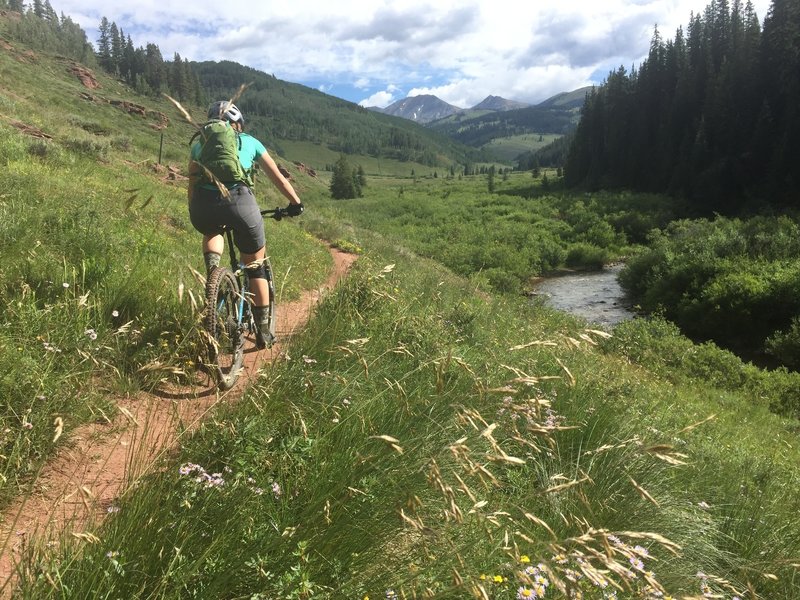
[188,100,304,349]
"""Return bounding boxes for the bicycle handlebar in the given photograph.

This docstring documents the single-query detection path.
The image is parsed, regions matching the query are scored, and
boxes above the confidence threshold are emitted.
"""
[261,207,290,221]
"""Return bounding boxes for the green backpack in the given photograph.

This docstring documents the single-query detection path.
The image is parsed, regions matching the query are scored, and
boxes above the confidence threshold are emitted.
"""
[192,119,253,188]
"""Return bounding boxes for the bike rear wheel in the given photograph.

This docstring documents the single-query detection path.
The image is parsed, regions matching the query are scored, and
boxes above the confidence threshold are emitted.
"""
[205,267,245,390]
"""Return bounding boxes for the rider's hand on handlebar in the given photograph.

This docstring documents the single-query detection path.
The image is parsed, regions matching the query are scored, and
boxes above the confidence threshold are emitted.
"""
[286,202,304,217]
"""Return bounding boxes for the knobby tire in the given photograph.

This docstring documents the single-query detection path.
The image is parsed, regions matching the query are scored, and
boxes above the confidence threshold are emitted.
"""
[261,257,277,345]
[205,267,244,390]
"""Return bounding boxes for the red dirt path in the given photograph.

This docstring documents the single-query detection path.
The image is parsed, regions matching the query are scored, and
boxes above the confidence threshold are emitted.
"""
[0,248,356,593]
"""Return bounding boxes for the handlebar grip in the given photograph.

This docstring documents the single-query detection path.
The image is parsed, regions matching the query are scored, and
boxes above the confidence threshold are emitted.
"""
[261,207,286,220]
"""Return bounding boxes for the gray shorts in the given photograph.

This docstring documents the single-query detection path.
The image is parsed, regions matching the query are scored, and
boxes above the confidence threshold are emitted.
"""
[189,185,265,254]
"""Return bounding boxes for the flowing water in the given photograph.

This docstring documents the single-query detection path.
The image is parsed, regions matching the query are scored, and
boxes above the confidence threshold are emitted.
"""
[532,263,636,328]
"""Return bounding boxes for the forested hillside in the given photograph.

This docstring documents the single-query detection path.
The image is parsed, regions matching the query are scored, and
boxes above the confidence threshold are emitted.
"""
[565,0,799,214]
[428,101,580,147]
[0,0,92,63]
[192,60,480,167]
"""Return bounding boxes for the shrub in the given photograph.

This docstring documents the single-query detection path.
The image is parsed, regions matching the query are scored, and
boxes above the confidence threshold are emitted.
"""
[67,115,111,136]
[483,267,520,293]
[111,135,133,151]
[618,216,800,368]
[63,136,110,160]
[604,316,800,418]
[333,238,363,254]
[766,317,800,371]
[565,242,609,269]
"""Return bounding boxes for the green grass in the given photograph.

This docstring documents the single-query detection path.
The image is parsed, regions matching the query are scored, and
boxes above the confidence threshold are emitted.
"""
[276,139,452,178]
[15,231,800,599]
[483,133,562,162]
[299,174,663,294]
[0,46,333,506]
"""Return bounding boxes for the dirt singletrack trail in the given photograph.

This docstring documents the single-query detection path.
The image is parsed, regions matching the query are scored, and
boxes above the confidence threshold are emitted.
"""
[0,248,357,592]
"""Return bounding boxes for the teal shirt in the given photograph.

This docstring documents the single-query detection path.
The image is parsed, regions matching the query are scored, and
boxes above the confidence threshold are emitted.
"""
[191,131,268,189]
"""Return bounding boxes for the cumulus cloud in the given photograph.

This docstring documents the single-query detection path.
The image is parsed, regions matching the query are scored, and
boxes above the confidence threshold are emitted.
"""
[337,5,478,45]
[359,89,400,108]
[54,0,772,107]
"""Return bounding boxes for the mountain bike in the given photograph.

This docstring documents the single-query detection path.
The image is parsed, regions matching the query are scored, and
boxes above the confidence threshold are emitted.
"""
[204,207,288,390]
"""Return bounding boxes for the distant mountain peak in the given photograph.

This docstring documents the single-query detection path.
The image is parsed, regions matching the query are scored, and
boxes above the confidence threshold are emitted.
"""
[377,94,462,124]
[471,95,530,111]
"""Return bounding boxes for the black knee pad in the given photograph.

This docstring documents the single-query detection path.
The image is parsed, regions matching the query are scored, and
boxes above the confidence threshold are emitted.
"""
[245,263,268,281]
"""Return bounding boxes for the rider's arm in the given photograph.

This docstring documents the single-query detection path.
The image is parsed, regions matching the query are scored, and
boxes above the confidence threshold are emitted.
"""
[257,151,302,206]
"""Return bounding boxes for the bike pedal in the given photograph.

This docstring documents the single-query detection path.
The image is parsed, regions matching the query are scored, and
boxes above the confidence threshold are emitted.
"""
[255,331,276,349]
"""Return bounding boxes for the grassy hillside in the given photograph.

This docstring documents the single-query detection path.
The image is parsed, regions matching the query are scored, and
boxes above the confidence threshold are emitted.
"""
[536,86,593,110]
[427,109,495,126]
[274,140,453,179]
[16,202,800,599]
[0,35,333,504]
[423,89,588,167]
[483,133,563,162]
[3,17,800,600]
[427,102,581,164]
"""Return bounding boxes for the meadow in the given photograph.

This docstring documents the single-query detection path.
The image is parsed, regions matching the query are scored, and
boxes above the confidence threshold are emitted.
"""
[482,133,562,162]
[308,173,677,294]
[2,36,800,600]
[16,215,800,599]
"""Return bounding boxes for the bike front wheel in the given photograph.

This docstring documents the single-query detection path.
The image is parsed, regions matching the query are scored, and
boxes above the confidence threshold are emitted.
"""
[205,267,245,390]
[260,256,277,346]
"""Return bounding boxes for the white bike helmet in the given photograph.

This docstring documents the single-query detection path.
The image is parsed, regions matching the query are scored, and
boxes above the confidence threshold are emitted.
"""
[207,101,243,124]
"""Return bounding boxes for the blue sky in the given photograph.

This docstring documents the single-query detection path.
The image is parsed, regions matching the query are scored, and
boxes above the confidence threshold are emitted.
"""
[55,0,772,109]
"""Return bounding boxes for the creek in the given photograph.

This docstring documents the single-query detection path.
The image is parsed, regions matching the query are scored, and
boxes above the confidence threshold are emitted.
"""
[532,263,637,328]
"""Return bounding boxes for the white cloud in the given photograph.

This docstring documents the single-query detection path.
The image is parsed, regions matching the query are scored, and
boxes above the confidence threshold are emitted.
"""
[410,62,596,108]
[54,0,773,105]
[358,89,399,108]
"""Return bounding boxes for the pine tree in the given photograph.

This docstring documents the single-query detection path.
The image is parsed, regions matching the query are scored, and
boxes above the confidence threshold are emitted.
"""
[170,52,187,100]
[109,22,123,74]
[144,43,165,92]
[42,0,56,23]
[330,155,357,199]
[356,164,367,189]
[97,17,112,71]
[119,34,135,82]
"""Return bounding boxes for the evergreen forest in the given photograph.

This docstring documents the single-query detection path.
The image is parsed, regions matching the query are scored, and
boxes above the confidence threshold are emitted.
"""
[564,0,800,215]
[190,60,480,167]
